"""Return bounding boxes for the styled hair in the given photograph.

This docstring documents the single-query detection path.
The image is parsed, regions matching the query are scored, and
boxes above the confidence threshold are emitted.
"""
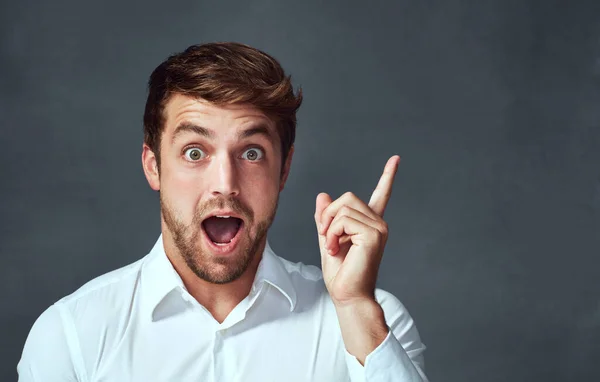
[143,42,303,174]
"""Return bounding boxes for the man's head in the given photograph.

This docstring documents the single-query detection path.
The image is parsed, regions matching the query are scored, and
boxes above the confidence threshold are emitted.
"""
[141,42,302,284]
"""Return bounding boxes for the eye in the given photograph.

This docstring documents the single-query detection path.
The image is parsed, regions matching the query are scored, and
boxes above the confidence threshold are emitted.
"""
[241,147,264,162]
[184,147,205,161]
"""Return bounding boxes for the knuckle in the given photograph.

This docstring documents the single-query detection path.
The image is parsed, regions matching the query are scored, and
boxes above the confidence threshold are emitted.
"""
[328,215,336,228]
[332,212,345,226]
[339,205,352,216]
[343,191,355,199]
[328,215,337,225]
[380,221,389,236]
[372,227,384,241]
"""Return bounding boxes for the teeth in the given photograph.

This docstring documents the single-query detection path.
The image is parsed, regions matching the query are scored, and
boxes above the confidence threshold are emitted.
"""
[215,215,231,218]
[214,241,232,246]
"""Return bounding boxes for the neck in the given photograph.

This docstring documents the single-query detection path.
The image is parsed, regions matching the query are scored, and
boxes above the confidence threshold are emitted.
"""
[162,230,267,324]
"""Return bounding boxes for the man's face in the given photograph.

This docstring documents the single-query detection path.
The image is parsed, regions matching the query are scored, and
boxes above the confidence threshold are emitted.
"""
[143,94,293,284]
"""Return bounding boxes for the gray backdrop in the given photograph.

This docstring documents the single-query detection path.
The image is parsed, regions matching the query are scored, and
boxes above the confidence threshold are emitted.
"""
[2,0,599,381]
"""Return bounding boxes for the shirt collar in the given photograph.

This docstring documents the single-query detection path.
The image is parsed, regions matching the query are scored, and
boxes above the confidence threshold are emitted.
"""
[142,235,297,321]
[253,240,297,312]
[141,235,186,321]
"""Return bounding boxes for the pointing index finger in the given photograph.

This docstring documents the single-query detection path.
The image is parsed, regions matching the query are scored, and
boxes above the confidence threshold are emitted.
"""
[368,155,400,217]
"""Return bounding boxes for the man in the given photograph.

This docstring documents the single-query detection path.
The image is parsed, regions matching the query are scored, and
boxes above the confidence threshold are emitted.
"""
[18,42,428,381]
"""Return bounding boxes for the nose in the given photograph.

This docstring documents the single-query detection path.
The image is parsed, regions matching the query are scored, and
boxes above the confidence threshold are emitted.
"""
[209,153,240,197]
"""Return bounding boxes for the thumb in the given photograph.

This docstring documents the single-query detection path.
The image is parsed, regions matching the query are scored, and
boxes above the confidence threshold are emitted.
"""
[314,192,333,234]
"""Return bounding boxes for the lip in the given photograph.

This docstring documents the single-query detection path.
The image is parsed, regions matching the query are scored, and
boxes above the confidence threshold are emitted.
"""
[203,210,245,223]
[201,218,244,255]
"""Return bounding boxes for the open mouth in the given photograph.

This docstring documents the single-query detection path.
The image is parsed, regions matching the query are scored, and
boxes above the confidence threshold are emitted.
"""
[201,216,243,246]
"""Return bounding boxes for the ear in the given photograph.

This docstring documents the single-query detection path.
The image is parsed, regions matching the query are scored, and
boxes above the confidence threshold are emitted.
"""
[142,144,160,191]
[279,145,294,192]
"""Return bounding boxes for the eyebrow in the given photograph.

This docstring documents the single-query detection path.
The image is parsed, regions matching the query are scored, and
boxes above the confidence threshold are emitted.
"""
[171,122,275,144]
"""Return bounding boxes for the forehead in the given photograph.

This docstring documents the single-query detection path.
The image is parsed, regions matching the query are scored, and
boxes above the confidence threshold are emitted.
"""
[163,94,277,139]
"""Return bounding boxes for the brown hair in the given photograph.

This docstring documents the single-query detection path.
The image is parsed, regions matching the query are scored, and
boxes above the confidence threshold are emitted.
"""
[143,42,303,174]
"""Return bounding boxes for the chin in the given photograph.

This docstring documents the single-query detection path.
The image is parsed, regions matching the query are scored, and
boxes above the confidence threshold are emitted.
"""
[185,232,257,284]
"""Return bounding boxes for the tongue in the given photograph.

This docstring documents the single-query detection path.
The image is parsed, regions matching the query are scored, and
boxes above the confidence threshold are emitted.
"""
[203,217,242,244]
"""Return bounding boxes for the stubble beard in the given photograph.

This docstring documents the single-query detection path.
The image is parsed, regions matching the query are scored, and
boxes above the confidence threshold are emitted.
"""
[161,194,278,284]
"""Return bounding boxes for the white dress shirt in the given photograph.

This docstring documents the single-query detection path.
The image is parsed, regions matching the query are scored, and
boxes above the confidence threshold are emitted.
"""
[18,235,428,382]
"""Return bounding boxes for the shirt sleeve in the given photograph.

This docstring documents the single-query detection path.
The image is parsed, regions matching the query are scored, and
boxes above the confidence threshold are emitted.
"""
[17,304,83,382]
[343,289,429,382]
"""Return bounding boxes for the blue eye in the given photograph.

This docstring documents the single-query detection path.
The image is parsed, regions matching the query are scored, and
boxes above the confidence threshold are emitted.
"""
[184,148,205,161]
[242,148,264,161]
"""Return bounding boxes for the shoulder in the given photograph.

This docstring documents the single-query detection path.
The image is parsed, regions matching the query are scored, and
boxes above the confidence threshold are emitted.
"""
[33,254,147,324]
[18,303,80,380]
[54,256,149,343]
[61,256,146,305]
[52,255,148,327]
[18,256,149,379]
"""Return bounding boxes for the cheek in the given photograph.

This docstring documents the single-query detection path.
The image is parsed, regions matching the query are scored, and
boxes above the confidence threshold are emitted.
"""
[162,168,205,218]
[244,178,279,214]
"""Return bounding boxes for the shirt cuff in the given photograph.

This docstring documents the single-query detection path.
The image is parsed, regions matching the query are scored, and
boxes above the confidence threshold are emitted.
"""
[344,327,424,382]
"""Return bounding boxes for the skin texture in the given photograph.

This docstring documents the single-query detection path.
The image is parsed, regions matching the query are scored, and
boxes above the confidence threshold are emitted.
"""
[142,94,293,322]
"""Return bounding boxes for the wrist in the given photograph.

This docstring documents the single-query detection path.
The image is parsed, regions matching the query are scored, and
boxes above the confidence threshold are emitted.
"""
[335,298,387,333]
[334,298,389,365]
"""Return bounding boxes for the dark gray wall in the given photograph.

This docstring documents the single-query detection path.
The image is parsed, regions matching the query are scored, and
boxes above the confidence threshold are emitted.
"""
[2,1,599,381]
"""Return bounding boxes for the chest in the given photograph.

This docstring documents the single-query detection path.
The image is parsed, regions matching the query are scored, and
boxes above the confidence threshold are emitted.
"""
[92,313,350,382]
